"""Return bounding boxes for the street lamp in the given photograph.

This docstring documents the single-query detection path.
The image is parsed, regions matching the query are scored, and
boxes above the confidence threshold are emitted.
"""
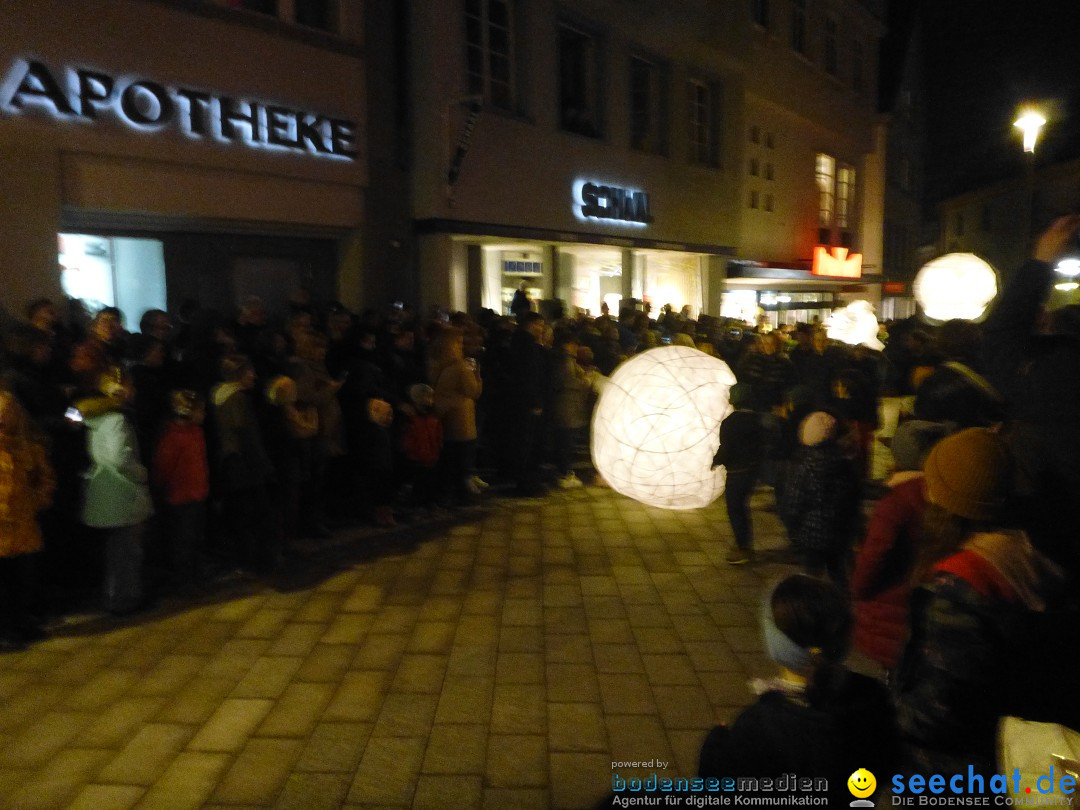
[1014,108,1046,250]
[1014,110,1046,153]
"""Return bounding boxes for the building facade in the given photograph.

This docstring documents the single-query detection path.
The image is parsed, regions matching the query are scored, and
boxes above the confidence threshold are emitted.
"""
[0,0,367,327]
[389,0,886,324]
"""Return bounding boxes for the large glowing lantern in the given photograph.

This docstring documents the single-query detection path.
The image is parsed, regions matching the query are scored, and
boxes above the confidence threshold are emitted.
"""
[913,253,998,322]
[826,300,884,350]
[591,346,736,510]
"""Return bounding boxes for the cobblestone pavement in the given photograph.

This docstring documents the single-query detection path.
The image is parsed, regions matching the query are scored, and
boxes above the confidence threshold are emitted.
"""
[0,484,808,810]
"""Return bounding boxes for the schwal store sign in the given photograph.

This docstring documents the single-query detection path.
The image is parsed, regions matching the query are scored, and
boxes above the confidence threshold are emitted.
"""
[0,59,359,161]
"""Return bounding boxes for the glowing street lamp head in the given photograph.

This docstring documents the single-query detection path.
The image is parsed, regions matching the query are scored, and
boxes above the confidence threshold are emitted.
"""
[1014,110,1046,153]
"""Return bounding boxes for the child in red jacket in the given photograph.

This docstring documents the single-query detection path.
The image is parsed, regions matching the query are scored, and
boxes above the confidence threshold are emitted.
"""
[153,390,210,593]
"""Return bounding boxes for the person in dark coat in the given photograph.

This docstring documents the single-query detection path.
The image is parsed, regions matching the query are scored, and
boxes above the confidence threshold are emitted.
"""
[712,383,764,565]
[698,574,897,809]
[779,411,861,586]
[508,312,547,495]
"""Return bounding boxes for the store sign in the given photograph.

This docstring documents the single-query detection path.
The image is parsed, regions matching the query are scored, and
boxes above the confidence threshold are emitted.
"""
[812,246,863,278]
[882,281,906,295]
[574,180,652,226]
[1,59,358,161]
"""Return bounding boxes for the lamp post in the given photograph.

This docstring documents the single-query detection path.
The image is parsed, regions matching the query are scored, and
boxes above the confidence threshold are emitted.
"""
[1014,109,1046,251]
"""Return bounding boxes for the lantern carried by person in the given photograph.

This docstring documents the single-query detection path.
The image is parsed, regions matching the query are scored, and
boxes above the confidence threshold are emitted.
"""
[826,300,884,350]
[591,346,736,510]
[913,253,998,323]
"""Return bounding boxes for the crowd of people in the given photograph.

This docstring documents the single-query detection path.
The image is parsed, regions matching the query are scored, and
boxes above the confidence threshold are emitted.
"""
[2,218,1079,785]
[694,214,1080,791]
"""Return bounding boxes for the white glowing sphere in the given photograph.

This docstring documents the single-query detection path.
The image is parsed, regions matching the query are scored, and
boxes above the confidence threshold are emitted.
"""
[826,300,884,350]
[591,346,736,510]
[914,253,998,322]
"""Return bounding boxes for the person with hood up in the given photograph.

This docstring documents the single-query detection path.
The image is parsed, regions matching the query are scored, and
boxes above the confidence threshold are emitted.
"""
[77,368,154,613]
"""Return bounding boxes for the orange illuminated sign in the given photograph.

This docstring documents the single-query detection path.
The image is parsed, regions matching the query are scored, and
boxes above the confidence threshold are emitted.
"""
[812,246,863,278]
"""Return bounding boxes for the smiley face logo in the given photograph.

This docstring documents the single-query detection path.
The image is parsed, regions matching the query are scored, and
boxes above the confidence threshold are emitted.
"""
[848,768,876,799]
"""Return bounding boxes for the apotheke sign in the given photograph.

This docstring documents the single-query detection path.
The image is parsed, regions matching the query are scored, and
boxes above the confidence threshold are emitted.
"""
[1,59,358,161]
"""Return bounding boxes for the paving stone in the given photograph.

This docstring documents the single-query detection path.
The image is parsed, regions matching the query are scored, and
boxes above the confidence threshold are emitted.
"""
[421,723,488,774]
[211,737,304,804]
[547,662,600,703]
[482,787,549,810]
[295,645,354,683]
[485,734,547,788]
[75,696,165,748]
[323,671,391,722]
[347,735,426,804]
[412,774,484,809]
[0,710,94,768]
[130,655,206,696]
[407,620,457,653]
[550,752,612,809]
[232,656,305,698]
[258,682,336,737]
[295,722,372,773]
[351,633,409,671]
[321,613,375,644]
[5,748,112,810]
[433,676,493,724]
[392,653,448,693]
[67,784,146,810]
[135,751,231,809]
[188,698,275,752]
[273,772,351,810]
[268,623,327,657]
[494,651,544,684]
[491,682,547,735]
[597,673,658,715]
[548,702,607,752]
[371,692,440,737]
[99,723,196,785]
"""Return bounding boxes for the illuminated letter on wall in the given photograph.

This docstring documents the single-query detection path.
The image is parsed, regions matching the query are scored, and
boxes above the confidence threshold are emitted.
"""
[812,246,863,278]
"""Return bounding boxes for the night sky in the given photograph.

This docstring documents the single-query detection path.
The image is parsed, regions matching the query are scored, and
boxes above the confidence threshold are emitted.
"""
[918,0,1080,203]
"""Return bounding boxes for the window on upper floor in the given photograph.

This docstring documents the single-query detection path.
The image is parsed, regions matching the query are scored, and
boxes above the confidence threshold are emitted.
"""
[791,0,808,56]
[687,79,719,166]
[629,56,668,155]
[836,164,856,229]
[816,153,835,228]
[824,16,838,76]
[851,39,864,93]
[558,21,603,137]
[765,162,774,180]
[466,0,517,111]
[749,158,759,176]
[225,0,337,33]
[751,0,769,28]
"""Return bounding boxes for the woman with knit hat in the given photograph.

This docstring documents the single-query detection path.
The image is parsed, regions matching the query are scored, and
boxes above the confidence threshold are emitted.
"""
[893,427,1065,775]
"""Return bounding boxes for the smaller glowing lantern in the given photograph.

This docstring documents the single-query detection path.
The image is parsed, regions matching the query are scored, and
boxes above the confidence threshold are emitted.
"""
[913,253,998,323]
[591,346,736,510]
[826,300,883,350]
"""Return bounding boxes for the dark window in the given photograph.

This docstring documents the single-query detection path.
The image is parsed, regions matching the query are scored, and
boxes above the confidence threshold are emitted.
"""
[791,0,807,55]
[751,0,769,28]
[629,56,667,155]
[765,162,774,180]
[466,0,516,110]
[558,22,602,137]
[824,16,838,75]
[294,0,334,31]
[765,194,774,212]
[749,158,759,176]
[227,0,276,13]
[687,79,717,166]
[750,190,759,209]
[851,39,864,93]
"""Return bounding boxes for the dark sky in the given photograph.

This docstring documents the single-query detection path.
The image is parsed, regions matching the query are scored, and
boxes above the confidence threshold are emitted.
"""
[918,0,1080,202]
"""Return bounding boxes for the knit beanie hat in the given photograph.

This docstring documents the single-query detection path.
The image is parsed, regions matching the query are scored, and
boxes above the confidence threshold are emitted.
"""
[799,411,837,447]
[728,383,753,410]
[890,420,948,473]
[923,427,1010,521]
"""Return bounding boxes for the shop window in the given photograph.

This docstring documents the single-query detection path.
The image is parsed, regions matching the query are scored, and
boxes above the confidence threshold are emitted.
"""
[836,163,856,229]
[629,55,668,155]
[751,0,769,28]
[59,234,167,331]
[816,152,835,228]
[687,79,718,166]
[791,0,807,56]
[558,21,602,137]
[824,16,838,76]
[466,0,517,111]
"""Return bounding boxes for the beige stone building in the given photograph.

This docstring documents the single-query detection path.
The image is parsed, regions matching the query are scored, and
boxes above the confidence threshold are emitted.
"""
[0,0,367,326]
